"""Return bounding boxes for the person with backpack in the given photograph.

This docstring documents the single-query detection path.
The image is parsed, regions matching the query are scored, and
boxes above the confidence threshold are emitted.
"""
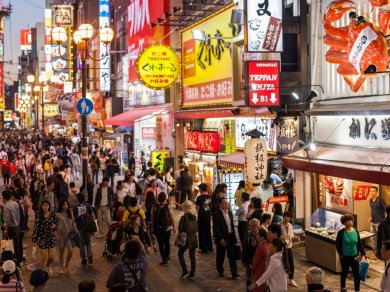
[89,152,101,184]
[152,192,176,265]
[122,197,146,230]
[55,173,69,202]
[377,206,390,259]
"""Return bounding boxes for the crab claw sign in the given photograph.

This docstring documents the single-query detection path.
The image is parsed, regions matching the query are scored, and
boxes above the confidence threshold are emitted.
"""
[248,61,280,106]
[244,138,268,184]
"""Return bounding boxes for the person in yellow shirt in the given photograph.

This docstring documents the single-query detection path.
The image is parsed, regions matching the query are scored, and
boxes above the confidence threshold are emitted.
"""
[122,197,146,229]
[235,180,246,207]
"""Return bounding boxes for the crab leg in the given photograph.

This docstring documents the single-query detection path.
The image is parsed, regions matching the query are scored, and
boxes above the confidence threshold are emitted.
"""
[325,51,349,63]
[344,75,367,92]
[323,36,348,52]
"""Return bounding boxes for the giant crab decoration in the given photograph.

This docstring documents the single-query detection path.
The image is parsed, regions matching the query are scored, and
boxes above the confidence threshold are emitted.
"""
[323,0,390,92]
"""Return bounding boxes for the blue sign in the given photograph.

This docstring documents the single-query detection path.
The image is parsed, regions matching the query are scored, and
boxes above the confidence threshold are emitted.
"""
[77,98,94,115]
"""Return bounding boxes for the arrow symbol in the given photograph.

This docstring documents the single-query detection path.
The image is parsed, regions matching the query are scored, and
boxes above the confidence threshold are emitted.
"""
[251,93,259,104]
[156,154,161,161]
[270,93,277,104]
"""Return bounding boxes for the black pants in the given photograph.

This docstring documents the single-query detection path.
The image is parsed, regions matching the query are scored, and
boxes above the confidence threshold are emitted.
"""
[287,248,294,279]
[216,233,237,276]
[156,230,171,262]
[340,256,360,291]
[198,215,212,252]
[92,170,99,184]
[3,172,10,185]
[238,221,248,245]
[8,226,21,266]
[181,188,192,203]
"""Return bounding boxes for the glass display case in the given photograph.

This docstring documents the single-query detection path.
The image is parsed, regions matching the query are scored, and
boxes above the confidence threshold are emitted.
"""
[306,207,345,242]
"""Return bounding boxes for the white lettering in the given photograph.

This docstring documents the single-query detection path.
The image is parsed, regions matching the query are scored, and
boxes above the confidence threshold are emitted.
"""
[128,0,150,39]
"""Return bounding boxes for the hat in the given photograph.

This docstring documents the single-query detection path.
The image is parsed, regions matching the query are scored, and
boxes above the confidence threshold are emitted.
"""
[180,200,194,213]
[2,260,16,275]
[29,269,49,287]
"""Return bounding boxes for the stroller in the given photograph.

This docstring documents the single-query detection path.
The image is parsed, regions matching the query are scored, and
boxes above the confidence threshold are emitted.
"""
[103,222,124,261]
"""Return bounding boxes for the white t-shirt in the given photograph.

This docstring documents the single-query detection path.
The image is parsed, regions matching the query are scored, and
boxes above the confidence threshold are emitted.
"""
[116,189,128,204]
[124,182,136,197]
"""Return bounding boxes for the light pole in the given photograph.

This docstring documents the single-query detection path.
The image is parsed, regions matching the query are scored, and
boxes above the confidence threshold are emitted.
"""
[52,24,114,186]
[27,74,39,129]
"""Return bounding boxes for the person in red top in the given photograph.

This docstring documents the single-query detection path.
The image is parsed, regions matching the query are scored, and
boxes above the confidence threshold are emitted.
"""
[251,228,269,292]
[1,155,11,186]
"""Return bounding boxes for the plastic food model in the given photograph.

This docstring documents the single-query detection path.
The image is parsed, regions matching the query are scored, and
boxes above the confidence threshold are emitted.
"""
[323,176,344,196]
[323,0,390,92]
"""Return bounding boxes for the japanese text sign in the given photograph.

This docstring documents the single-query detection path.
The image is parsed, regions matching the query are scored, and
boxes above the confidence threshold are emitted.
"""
[277,117,299,154]
[186,130,221,153]
[244,138,268,184]
[245,0,283,52]
[136,44,180,90]
[127,0,169,83]
[52,5,74,27]
[99,0,111,92]
[181,4,236,107]
[20,29,31,50]
[248,61,280,106]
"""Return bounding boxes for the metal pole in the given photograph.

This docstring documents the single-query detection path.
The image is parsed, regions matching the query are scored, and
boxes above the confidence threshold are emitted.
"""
[81,59,88,186]
[41,85,44,131]
[35,92,38,129]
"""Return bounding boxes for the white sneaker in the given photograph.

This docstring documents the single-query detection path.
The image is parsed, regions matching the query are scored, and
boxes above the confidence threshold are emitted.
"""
[289,279,298,287]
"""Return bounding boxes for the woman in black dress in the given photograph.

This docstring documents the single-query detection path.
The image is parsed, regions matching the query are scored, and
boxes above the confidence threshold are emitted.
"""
[32,200,58,274]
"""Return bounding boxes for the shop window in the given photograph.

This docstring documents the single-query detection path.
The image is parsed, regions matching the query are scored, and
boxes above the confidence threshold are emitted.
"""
[281,33,299,72]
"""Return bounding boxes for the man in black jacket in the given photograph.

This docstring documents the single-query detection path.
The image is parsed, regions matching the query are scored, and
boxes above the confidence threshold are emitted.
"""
[377,206,390,259]
[212,197,239,279]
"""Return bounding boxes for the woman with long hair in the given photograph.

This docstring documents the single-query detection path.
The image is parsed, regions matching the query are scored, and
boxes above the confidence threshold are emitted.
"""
[234,180,246,207]
[144,179,161,200]
[32,200,58,273]
[248,237,289,292]
[272,202,283,224]
[123,174,136,197]
[56,199,75,274]
[143,190,158,252]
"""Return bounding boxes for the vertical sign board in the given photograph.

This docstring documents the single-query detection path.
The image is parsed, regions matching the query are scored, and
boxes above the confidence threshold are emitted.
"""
[52,5,74,27]
[99,0,111,92]
[248,61,280,106]
[245,0,283,52]
[20,29,32,50]
[244,138,267,184]
[277,117,299,154]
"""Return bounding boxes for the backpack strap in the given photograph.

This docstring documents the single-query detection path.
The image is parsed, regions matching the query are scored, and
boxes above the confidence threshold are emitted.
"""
[124,261,147,292]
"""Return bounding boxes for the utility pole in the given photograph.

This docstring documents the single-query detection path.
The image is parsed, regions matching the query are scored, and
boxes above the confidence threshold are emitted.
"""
[0,4,11,127]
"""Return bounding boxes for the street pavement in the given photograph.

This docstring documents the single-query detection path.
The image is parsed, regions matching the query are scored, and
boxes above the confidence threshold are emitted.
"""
[0,174,384,291]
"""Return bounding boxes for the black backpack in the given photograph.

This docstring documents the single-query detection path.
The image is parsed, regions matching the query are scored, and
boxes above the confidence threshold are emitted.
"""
[153,204,170,233]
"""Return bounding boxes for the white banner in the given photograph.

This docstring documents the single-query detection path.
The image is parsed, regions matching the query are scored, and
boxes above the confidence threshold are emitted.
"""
[246,0,283,52]
[244,138,268,184]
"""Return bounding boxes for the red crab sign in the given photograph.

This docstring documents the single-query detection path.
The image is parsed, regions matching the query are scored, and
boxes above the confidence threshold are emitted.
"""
[323,0,390,92]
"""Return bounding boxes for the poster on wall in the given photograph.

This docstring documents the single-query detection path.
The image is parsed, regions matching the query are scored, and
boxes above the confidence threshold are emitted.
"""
[245,0,283,52]
[235,117,277,152]
[321,175,353,213]
[181,4,238,107]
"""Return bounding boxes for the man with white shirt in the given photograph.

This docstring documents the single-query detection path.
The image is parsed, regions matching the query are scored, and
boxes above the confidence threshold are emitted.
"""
[94,177,114,238]
[213,197,239,279]
[70,150,81,181]
[381,241,390,292]
[236,192,250,245]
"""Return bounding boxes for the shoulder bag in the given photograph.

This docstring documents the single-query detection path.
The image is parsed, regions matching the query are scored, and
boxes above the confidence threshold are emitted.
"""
[82,214,98,233]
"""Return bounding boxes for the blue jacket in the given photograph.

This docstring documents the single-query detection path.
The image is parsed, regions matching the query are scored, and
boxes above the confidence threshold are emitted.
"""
[94,186,114,209]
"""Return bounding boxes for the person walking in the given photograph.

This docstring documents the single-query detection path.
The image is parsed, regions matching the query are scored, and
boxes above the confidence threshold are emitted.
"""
[70,150,81,181]
[281,211,298,287]
[336,214,366,292]
[1,155,11,186]
[369,186,387,251]
[56,199,75,274]
[236,192,250,245]
[380,241,390,292]
[105,154,119,189]
[94,177,114,238]
[37,180,57,214]
[73,193,95,265]
[213,197,239,279]
[128,152,136,174]
[306,267,331,292]
[195,183,213,253]
[377,206,390,259]
[152,192,175,265]
[248,237,289,292]
[181,166,193,203]
[89,151,100,184]
[177,200,198,279]
[32,200,58,273]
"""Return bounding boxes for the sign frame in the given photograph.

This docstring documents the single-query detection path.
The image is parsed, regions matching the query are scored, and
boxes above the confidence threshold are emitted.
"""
[77,98,94,116]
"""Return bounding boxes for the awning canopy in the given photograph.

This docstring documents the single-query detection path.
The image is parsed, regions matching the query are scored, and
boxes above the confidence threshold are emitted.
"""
[175,108,234,119]
[282,145,390,185]
[306,101,390,116]
[219,151,245,168]
[105,106,168,126]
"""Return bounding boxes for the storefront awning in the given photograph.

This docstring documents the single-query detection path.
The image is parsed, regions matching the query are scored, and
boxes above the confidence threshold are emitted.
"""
[219,151,245,168]
[105,106,168,126]
[306,101,390,116]
[282,145,390,185]
[175,108,235,119]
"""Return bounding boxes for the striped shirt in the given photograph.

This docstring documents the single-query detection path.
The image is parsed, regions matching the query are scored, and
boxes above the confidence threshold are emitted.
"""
[0,279,26,292]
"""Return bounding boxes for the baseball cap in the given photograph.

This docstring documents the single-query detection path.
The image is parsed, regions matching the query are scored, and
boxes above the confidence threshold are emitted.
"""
[2,260,16,274]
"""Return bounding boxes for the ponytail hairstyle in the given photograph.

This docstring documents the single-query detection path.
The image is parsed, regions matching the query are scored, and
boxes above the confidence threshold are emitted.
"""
[271,237,290,274]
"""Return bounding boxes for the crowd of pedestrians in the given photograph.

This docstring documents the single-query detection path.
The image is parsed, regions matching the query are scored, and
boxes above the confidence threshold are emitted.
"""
[0,130,389,292]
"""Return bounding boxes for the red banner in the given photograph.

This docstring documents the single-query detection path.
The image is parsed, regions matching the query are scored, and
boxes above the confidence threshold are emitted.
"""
[127,0,170,83]
[186,130,220,153]
[248,61,280,106]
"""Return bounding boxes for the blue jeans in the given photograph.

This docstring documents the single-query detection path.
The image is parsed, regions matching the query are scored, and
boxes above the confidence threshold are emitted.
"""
[79,231,93,261]
[178,247,196,274]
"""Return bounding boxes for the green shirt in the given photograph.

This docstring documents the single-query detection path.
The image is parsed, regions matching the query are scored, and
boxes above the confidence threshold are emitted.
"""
[343,229,358,256]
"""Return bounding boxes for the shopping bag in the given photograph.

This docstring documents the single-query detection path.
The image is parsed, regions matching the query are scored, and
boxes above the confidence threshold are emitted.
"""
[359,258,369,282]
[1,239,14,253]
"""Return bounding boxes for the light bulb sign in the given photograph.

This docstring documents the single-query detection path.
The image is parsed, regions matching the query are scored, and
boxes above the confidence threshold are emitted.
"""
[247,61,280,106]
[136,44,180,90]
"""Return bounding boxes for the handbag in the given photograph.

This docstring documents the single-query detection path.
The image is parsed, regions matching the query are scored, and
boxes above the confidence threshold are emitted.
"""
[82,214,98,233]
[174,232,187,247]
[68,230,81,248]
[233,244,242,261]
[359,258,369,281]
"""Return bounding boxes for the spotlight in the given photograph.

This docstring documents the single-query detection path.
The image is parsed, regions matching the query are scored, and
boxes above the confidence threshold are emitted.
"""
[308,143,316,151]
[292,92,299,100]
[231,108,240,116]
[306,90,318,102]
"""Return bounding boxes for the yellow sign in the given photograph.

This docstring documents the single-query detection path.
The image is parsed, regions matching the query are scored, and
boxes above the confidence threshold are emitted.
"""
[136,44,180,90]
[25,113,31,128]
[181,4,235,108]
[151,150,170,173]
[44,103,59,117]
